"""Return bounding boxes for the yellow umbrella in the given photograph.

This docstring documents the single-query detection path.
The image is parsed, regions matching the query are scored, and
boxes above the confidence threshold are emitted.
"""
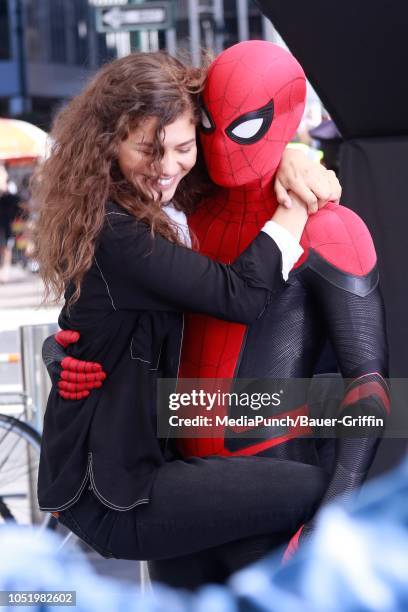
[0,118,49,162]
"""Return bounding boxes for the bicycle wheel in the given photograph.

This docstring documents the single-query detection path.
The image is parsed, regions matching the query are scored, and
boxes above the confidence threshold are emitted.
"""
[0,413,50,527]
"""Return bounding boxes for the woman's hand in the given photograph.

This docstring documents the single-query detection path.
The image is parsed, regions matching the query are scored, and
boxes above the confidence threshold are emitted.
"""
[275,148,341,213]
[271,195,308,242]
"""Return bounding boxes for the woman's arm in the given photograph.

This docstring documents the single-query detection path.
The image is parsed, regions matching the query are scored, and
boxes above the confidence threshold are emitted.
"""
[43,201,307,400]
[275,147,341,212]
[97,202,307,324]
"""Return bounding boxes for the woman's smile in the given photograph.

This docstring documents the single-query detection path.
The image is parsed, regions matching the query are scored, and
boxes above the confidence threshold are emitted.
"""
[118,112,197,203]
[158,176,176,186]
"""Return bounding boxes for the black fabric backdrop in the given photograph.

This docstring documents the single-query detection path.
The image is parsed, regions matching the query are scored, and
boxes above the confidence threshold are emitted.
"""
[257,0,408,472]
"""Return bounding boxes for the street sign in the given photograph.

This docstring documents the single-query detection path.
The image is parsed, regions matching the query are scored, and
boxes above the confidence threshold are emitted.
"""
[95,2,173,33]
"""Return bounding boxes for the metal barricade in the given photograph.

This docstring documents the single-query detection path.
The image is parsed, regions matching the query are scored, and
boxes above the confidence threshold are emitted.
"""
[19,323,58,524]
[19,323,58,433]
[17,322,152,586]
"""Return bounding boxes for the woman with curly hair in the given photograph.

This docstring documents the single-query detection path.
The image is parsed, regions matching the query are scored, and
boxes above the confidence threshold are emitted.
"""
[35,51,336,566]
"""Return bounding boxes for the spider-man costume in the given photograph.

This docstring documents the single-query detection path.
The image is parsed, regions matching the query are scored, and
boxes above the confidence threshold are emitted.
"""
[178,41,390,553]
[48,42,389,559]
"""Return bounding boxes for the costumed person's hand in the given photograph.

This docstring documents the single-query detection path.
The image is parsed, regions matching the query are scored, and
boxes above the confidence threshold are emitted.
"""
[42,330,106,400]
[281,521,315,565]
[275,148,342,213]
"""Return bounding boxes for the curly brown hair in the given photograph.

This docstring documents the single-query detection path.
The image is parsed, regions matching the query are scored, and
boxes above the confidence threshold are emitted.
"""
[33,51,210,306]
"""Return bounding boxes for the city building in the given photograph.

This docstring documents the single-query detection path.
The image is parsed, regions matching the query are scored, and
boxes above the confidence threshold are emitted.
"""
[0,0,282,128]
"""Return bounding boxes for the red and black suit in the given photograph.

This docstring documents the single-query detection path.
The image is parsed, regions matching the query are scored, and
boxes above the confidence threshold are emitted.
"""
[178,41,390,552]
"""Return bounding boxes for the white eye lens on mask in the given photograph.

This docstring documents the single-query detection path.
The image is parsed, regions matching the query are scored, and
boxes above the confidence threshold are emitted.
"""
[231,118,264,140]
[226,100,274,145]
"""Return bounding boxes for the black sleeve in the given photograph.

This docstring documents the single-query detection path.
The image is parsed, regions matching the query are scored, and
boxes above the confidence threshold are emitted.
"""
[95,211,286,324]
[303,261,389,516]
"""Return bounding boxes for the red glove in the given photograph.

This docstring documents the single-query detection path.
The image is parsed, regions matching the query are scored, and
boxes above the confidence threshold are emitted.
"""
[42,330,107,400]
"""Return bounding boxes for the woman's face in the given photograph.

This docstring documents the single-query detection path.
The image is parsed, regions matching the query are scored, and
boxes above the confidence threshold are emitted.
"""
[118,110,197,203]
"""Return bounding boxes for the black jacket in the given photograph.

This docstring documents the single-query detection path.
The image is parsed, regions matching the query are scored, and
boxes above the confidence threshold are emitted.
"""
[38,201,286,512]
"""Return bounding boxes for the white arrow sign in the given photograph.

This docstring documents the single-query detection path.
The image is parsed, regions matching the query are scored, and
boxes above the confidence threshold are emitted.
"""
[101,6,167,30]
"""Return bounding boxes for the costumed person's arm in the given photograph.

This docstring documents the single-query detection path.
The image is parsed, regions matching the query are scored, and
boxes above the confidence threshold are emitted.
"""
[282,203,390,563]
[42,331,107,400]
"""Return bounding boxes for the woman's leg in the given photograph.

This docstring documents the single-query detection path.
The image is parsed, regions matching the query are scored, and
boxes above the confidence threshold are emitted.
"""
[110,455,328,560]
[61,455,328,562]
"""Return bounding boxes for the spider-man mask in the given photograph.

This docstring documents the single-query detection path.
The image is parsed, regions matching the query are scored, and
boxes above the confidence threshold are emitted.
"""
[200,40,307,188]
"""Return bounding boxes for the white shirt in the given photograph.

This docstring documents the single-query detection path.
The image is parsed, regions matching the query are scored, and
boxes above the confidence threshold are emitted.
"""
[162,202,303,281]
[162,202,192,249]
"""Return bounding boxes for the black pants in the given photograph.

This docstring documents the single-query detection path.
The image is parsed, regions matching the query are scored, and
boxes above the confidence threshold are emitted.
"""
[58,456,328,566]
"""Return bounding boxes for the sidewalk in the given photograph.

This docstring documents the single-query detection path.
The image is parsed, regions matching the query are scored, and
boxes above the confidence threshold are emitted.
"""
[0,265,43,309]
[0,265,60,332]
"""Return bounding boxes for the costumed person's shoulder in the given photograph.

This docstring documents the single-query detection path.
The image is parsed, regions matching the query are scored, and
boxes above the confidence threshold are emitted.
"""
[301,202,377,276]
